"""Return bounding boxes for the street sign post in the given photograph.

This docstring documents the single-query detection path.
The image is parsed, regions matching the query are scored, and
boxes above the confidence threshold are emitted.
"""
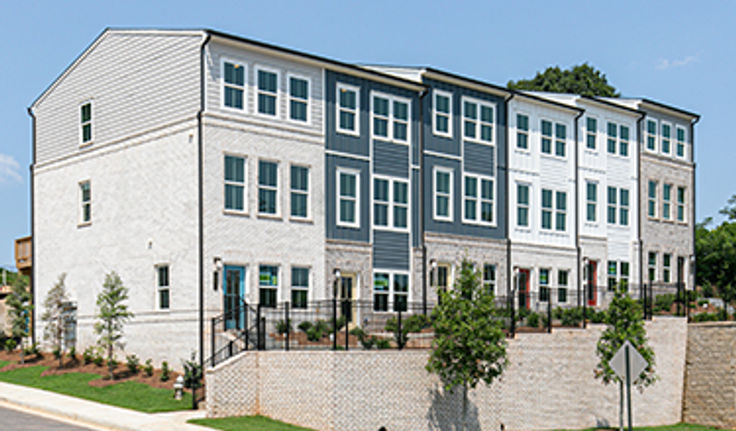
[610,340,648,431]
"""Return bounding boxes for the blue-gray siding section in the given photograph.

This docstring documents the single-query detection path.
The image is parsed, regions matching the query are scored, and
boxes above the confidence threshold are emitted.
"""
[325,154,370,242]
[464,142,495,176]
[374,140,409,177]
[411,168,421,247]
[373,231,410,270]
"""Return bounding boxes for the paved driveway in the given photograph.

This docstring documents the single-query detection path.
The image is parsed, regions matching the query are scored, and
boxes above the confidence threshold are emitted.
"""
[0,406,95,431]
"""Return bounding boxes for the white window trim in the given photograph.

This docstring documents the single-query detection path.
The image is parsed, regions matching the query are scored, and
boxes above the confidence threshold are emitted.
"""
[482,263,497,296]
[289,163,311,221]
[220,57,247,112]
[156,264,170,311]
[618,124,630,157]
[660,121,673,155]
[645,118,658,153]
[336,82,360,136]
[662,254,672,283]
[607,186,617,225]
[648,252,658,282]
[675,125,688,159]
[290,265,311,307]
[372,175,410,233]
[258,263,280,304]
[432,89,453,138]
[79,100,94,147]
[555,190,568,231]
[662,183,673,221]
[540,117,566,159]
[461,96,495,145]
[336,167,361,228]
[224,153,248,215]
[648,180,658,220]
[257,158,281,217]
[585,116,598,151]
[462,173,496,227]
[286,72,311,125]
[433,166,454,222]
[619,188,630,226]
[78,179,91,225]
[370,91,411,145]
[558,269,570,302]
[585,180,598,223]
[516,182,531,229]
[540,188,554,231]
[677,186,687,223]
[515,112,531,152]
[372,269,411,313]
[254,64,281,119]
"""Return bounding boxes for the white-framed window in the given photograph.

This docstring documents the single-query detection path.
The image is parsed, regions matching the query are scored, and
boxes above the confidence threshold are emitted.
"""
[586,181,597,222]
[541,189,552,230]
[373,176,409,231]
[259,264,279,308]
[373,271,409,312]
[337,168,360,228]
[255,66,279,117]
[676,126,687,158]
[433,90,452,138]
[620,262,630,290]
[371,92,410,144]
[663,183,672,220]
[462,97,494,144]
[555,191,567,231]
[619,125,629,157]
[539,268,550,302]
[541,189,565,231]
[661,123,672,155]
[607,186,617,224]
[79,101,93,145]
[517,183,530,227]
[79,180,91,224]
[287,74,310,123]
[290,165,309,219]
[646,119,657,152]
[258,160,279,215]
[222,60,245,110]
[483,264,496,295]
[619,188,629,226]
[555,123,566,157]
[433,167,453,222]
[677,186,686,222]
[541,119,552,154]
[607,122,617,154]
[648,180,657,218]
[224,155,246,212]
[607,261,617,291]
[663,254,672,283]
[463,174,494,225]
[156,265,170,310]
[558,270,569,303]
[430,263,451,292]
[336,83,360,136]
[648,252,657,282]
[291,266,309,309]
[585,117,597,150]
[516,113,529,150]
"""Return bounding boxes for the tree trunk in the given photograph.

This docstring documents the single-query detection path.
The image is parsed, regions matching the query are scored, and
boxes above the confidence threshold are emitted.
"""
[462,383,469,431]
[619,379,624,431]
[19,339,24,365]
[108,343,114,380]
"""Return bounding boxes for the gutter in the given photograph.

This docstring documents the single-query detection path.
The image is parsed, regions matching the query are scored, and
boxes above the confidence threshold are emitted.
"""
[691,116,700,289]
[26,107,36,346]
[573,109,583,309]
[418,88,428,314]
[636,112,645,292]
[504,93,514,308]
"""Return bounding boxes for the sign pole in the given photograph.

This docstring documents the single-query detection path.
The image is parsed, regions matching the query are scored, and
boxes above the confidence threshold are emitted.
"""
[625,344,633,431]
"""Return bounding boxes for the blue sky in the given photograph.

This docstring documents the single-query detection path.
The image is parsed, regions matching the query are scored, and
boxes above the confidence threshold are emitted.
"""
[0,1,733,267]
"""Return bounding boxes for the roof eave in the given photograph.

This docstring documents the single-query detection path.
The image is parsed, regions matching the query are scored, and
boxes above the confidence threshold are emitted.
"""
[421,68,512,98]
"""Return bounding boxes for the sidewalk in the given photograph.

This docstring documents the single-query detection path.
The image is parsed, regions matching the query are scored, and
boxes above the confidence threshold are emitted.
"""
[0,381,212,431]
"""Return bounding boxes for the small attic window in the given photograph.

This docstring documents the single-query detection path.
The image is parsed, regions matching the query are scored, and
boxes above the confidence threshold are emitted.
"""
[80,102,92,145]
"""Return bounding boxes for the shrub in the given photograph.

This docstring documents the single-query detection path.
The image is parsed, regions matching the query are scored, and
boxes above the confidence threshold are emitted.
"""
[697,299,709,307]
[692,312,720,322]
[332,315,347,332]
[107,358,118,369]
[589,309,608,324]
[52,347,62,360]
[160,361,170,382]
[305,320,331,342]
[385,313,432,347]
[297,321,312,333]
[83,346,95,365]
[92,350,104,367]
[68,346,77,361]
[349,327,375,350]
[375,338,391,349]
[557,307,582,327]
[182,352,202,390]
[654,293,676,313]
[5,339,17,352]
[526,311,540,328]
[24,343,40,357]
[275,319,292,335]
[126,354,140,374]
[143,359,154,377]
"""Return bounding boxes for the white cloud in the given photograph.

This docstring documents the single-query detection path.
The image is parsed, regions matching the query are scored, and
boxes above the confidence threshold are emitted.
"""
[0,153,22,183]
[656,53,700,70]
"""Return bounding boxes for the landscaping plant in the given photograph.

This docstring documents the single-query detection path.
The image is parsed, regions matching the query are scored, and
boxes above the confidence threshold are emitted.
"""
[143,359,154,377]
[126,354,140,374]
[161,361,171,382]
[5,339,17,352]
[41,273,70,368]
[6,277,32,364]
[94,272,134,380]
[182,352,202,390]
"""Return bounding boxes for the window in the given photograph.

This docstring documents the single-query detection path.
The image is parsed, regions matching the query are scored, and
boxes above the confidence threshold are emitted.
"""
[607,261,629,291]
[646,119,657,151]
[661,123,671,154]
[430,264,450,292]
[288,75,309,123]
[620,125,629,156]
[648,180,657,218]
[291,267,309,309]
[336,83,359,135]
[434,168,453,221]
[541,189,553,230]
[607,122,617,154]
[677,187,686,222]
[372,93,410,143]
[541,120,552,154]
[373,272,409,312]
[259,265,278,307]
[663,254,671,283]
[607,186,617,224]
[586,117,597,149]
[663,184,672,220]
[79,181,91,223]
[539,268,550,302]
[463,97,494,144]
[619,189,629,226]
[222,61,245,110]
[586,181,597,222]
[373,177,409,230]
[256,67,278,116]
[676,126,686,158]
[463,174,494,225]
[648,252,657,282]
[558,270,568,303]
[433,90,452,137]
[517,184,530,227]
[555,123,566,157]
[157,265,170,310]
[555,191,567,231]
[483,264,496,295]
[80,102,93,144]
[517,114,529,149]
[224,155,245,212]
[607,261,617,291]
[337,169,359,227]
[290,165,309,218]
[258,160,279,215]
[620,262,630,290]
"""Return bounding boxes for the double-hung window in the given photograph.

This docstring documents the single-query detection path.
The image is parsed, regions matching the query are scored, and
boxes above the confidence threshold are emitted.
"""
[463,97,494,144]
[541,189,553,230]
[541,120,552,154]
[676,126,686,158]
[256,67,278,116]
[434,168,453,221]
[620,262,630,290]
[661,123,672,154]
[646,119,657,151]
[663,184,672,220]
[586,117,597,150]
[222,61,245,110]
[517,114,529,149]
[648,252,657,282]
[225,155,245,212]
[79,181,91,224]
[539,268,550,302]
[607,261,618,291]
[373,271,409,312]
[663,254,672,283]
[336,83,359,135]
[157,265,170,310]
[259,265,278,308]
[607,186,617,224]
[619,125,629,156]
[648,181,657,218]
[373,177,409,230]
[541,189,565,231]
[290,165,309,218]
[433,90,452,137]
[555,123,566,157]
[517,184,530,227]
[619,189,630,226]
[463,174,494,225]
[80,102,93,145]
[607,122,617,154]
[372,93,410,143]
[555,191,567,231]
[558,270,568,303]
[258,160,279,215]
[677,187,686,222]
[483,264,496,295]
[288,75,309,123]
[586,181,597,222]
[337,169,360,227]
[291,267,309,309]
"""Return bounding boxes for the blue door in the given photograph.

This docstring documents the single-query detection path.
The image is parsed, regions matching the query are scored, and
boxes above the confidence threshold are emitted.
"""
[223,265,245,330]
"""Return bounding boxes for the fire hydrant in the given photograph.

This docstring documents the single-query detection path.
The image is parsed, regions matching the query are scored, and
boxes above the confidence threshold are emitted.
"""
[174,375,184,400]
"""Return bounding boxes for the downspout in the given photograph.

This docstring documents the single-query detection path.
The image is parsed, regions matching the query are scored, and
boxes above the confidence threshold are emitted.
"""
[636,113,645,294]
[573,109,583,309]
[690,116,700,290]
[418,87,428,314]
[198,33,211,381]
[505,94,514,306]
[27,107,36,347]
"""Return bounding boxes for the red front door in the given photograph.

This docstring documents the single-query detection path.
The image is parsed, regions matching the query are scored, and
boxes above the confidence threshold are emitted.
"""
[518,269,531,310]
[587,261,597,306]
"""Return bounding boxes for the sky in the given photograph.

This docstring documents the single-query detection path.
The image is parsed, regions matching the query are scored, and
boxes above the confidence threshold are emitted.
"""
[0,0,734,268]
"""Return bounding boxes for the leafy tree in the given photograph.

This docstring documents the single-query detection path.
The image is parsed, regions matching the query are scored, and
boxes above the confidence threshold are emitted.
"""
[595,285,657,431]
[94,272,134,380]
[42,273,70,368]
[426,258,508,430]
[719,194,736,221]
[508,63,619,97]
[6,276,32,364]
[696,214,736,315]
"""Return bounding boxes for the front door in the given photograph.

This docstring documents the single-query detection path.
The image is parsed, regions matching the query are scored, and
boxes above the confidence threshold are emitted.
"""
[339,274,358,326]
[223,265,245,330]
[586,260,598,306]
[518,269,530,310]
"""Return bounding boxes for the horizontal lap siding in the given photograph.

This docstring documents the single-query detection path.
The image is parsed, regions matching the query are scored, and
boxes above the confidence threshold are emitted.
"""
[373,231,409,270]
[373,140,409,177]
[463,141,494,176]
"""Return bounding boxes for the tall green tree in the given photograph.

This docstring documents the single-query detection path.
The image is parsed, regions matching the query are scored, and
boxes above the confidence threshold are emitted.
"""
[42,273,70,368]
[718,194,736,221]
[508,63,619,97]
[696,218,736,315]
[6,276,32,364]
[94,272,134,380]
[426,259,508,430]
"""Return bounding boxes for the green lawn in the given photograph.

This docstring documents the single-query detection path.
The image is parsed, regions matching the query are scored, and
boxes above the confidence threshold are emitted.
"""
[557,425,719,431]
[189,415,316,431]
[0,361,8,369]
[0,365,191,413]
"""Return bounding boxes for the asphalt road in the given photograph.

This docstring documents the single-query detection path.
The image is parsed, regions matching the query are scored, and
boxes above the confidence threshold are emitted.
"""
[0,406,95,431]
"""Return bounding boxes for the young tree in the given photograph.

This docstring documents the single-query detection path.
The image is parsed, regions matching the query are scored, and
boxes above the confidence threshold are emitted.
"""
[6,277,32,364]
[508,63,619,97]
[426,258,508,431]
[94,272,134,380]
[42,273,70,368]
[595,285,657,431]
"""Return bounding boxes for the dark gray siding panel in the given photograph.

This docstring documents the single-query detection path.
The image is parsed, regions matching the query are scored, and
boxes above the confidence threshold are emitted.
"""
[464,142,494,176]
[411,167,420,247]
[325,72,369,157]
[373,231,410,270]
[374,140,409,177]
[325,154,370,242]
